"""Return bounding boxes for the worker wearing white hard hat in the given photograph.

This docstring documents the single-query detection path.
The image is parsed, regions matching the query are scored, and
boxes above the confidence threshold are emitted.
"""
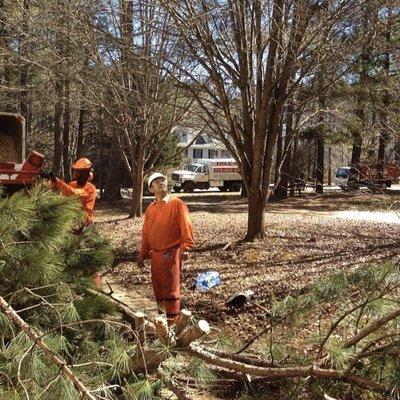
[139,171,194,324]
[147,172,167,190]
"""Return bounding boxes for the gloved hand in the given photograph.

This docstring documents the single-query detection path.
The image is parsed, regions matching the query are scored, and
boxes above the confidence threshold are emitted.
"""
[137,256,146,269]
[39,171,57,182]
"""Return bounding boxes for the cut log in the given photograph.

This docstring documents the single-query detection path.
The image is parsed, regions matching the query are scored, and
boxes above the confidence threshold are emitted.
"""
[132,347,168,374]
[154,316,176,346]
[177,320,210,347]
[174,309,192,336]
[134,311,146,345]
[145,319,156,336]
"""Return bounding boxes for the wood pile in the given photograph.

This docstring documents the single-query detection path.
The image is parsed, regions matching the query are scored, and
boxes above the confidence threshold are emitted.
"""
[0,132,18,162]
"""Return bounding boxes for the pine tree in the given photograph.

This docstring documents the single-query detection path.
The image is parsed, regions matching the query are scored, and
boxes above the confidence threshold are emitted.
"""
[0,184,148,399]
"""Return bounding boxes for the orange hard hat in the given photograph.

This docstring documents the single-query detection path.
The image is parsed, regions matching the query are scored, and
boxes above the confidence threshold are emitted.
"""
[72,158,92,170]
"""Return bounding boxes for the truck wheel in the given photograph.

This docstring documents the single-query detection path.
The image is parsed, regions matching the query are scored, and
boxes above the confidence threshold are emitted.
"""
[183,182,195,193]
[219,186,228,192]
[172,186,182,193]
[229,182,241,192]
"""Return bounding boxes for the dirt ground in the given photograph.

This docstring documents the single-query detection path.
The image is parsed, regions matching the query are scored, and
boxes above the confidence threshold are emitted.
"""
[95,191,400,348]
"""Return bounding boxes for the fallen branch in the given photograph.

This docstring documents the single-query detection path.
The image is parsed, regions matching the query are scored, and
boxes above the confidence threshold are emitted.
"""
[87,288,137,329]
[205,347,274,368]
[87,288,158,335]
[343,307,400,348]
[158,367,194,400]
[236,325,271,354]
[0,295,96,400]
[189,344,388,393]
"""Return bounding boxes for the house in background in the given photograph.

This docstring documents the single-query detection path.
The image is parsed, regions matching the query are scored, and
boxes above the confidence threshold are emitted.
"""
[174,126,231,163]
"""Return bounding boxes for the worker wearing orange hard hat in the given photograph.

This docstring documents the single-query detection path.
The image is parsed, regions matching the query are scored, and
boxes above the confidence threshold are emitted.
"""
[45,158,96,226]
[43,157,100,287]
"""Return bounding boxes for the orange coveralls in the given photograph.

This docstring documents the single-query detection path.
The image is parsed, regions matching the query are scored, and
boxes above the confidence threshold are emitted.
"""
[53,179,96,225]
[140,196,194,320]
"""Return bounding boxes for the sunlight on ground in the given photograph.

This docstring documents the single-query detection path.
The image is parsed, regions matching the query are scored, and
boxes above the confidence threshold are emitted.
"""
[331,210,400,224]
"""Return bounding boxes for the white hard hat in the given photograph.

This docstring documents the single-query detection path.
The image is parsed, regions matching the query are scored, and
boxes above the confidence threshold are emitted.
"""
[147,172,167,189]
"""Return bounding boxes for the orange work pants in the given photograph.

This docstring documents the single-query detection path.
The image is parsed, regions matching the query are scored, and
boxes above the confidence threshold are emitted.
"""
[151,247,180,321]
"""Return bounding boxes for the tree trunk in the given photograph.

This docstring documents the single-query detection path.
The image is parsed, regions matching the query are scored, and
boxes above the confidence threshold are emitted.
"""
[327,146,332,186]
[0,0,11,109]
[289,136,299,197]
[62,79,71,180]
[352,6,372,167]
[377,123,388,180]
[315,131,324,194]
[351,102,363,166]
[102,133,123,201]
[275,104,294,200]
[245,190,266,241]
[19,0,30,134]
[76,96,86,159]
[377,9,391,180]
[53,81,64,176]
[130,147,145,218]
[275,143,291,200]
[274,122,283,183]
[315,79,326,194]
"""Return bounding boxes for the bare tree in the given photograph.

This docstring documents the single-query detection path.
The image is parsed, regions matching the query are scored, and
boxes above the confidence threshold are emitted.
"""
[81,0,192,216]
[160,0,358,240]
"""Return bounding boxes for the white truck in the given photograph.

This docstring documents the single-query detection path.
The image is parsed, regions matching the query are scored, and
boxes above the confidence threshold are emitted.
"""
[171,158,242,193]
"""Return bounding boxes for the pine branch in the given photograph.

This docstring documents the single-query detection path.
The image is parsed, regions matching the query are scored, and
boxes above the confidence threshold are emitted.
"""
[343,307,400,348]
[87,288,143,330]
[157,366,194,400]
[0,295,97,400]
[318,301,369,358]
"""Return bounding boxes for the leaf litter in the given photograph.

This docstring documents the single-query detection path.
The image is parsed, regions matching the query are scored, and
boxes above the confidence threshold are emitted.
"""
[95,192,400,344]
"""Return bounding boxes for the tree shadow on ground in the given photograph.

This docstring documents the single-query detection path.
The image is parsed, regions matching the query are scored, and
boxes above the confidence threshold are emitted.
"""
[96,192,398,216]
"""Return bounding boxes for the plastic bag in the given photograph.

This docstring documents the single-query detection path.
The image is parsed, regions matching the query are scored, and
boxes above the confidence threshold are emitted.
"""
[195,271,221,292]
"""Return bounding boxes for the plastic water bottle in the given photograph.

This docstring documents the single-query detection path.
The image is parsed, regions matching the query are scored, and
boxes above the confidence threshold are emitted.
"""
[195,271,221,292]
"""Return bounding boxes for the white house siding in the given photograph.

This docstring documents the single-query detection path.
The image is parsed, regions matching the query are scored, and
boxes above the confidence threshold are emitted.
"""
[174,126,231,163]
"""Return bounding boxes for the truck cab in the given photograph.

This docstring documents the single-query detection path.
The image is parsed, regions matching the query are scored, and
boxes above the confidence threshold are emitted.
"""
[335,167,352,189]
[171,159,242,193]
[336,164,397,190]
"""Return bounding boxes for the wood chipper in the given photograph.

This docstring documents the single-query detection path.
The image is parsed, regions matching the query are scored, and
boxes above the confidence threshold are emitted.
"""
[0,112,46,193]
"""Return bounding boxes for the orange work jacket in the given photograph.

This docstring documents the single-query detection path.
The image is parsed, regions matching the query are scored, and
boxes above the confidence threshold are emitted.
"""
[53,179,96,225]
[140,196,194,259]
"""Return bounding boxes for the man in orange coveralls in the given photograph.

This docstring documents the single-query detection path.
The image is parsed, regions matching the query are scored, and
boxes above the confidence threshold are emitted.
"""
[138,172,194,323]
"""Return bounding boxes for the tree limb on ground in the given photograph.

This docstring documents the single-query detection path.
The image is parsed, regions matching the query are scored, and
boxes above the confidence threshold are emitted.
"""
[0,295,97,400]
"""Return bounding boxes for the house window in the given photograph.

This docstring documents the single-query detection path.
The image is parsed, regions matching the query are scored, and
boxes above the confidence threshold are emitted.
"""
[210,150,218,159]
[195,134,207,145]
[193,149,203,159]
[221,150,230,158]
[181,131,188,143]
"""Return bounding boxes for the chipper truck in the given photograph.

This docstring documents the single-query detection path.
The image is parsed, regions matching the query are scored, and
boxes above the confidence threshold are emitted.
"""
[335,163,400,190]
[171,158,242,193]
[0,112,46,193]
